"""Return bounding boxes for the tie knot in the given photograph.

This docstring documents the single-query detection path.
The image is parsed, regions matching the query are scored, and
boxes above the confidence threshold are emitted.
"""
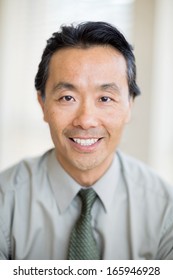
[79,189,97,215]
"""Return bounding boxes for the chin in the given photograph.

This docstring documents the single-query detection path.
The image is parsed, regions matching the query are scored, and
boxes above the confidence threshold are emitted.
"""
[72,156,107,172]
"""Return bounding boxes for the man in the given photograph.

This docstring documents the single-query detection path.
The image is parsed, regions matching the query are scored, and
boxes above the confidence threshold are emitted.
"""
[0,21,173,260]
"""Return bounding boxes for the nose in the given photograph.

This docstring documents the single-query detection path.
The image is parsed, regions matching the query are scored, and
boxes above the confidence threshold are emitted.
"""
[72,102,99,129]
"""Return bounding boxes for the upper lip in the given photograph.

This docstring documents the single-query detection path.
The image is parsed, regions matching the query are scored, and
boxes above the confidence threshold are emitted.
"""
[69,136,102,139]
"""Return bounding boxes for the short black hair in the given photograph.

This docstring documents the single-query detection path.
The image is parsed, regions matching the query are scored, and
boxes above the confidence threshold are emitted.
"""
[35,21,140,99]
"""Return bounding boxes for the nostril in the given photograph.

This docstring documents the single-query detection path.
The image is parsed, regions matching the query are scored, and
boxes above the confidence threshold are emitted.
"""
[72,113,99,129]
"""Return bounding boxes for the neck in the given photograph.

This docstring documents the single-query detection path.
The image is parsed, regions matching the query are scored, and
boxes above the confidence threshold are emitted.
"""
[56,154,114,187]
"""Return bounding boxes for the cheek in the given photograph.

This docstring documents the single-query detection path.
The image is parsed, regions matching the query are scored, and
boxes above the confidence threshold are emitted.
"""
[46,108,72,139]
[106,108,129,128]
[104,109,130,141]
[44,109,61,133]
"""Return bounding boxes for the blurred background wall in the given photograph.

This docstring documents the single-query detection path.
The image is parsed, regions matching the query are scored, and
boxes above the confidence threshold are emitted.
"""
[0,0,173,184]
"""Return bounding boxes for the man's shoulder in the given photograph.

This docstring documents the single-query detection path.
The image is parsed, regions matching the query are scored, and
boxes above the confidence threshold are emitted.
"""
[117,150,158,178]
[0,149,53,193]
[117,150,173,199]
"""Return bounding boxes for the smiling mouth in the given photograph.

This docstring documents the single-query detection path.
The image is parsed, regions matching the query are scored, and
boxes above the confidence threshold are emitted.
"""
[69,138,102,146]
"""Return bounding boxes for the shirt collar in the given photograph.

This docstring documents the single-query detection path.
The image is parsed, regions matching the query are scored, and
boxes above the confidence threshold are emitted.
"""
[47,149,120,213]
[47,150,81,213]
[92,153,120,212]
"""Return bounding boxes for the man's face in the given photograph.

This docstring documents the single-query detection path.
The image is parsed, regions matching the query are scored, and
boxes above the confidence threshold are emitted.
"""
[38,46,133,184]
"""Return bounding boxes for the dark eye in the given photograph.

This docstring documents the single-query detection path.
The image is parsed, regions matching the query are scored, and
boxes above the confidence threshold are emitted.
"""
[99,96,112,102]
[60,95,75,102]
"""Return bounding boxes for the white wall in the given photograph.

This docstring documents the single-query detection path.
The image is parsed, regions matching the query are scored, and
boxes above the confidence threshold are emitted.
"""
[149,0,173,183]
[120,0,173,185]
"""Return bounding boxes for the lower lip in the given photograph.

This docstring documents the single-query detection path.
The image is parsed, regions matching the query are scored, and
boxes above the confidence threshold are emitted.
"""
[67,138,102,153]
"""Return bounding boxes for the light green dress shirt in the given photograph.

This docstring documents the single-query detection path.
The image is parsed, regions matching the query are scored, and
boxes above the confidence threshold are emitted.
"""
[0,149,173,260]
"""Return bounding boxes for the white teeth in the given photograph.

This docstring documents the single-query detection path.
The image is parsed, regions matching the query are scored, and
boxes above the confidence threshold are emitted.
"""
[73,138,99,146]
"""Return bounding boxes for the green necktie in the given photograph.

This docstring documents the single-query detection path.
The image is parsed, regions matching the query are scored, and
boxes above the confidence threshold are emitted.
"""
[67,189,100,260]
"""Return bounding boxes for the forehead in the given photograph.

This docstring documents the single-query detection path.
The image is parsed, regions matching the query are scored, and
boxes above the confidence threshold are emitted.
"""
[49,45,127,73]
[45,46,129,94]
[45,46,129,95]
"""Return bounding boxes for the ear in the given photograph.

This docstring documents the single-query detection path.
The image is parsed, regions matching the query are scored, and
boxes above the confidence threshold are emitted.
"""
[125,97,134,124]
[37,92,44,110]
[37,92,47,122]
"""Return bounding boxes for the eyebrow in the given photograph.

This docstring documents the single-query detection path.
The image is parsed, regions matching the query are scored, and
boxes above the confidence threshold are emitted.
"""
[52,82,76,93]
[51,82,121,95]
[100,83,120,93]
